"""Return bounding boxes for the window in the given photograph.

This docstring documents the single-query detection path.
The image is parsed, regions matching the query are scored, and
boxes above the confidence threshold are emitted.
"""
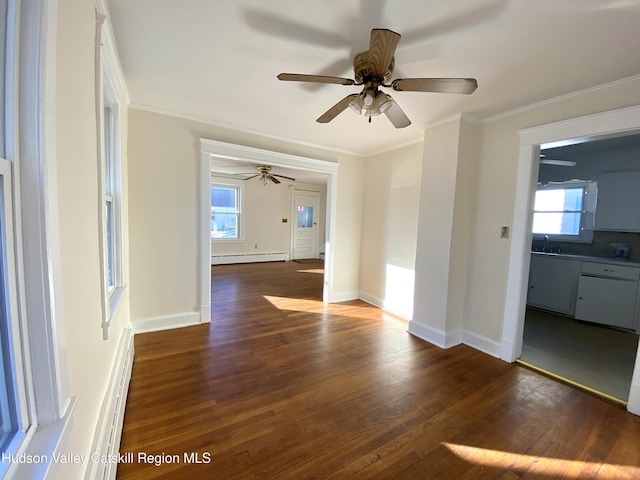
[0,2,74,478]
[0,159,27,477]
[0,2,27,472]
[532,181,596,243]
[98,16,124,337]
[103,100,116,289]
[297,206,314,228]
[211,180,243,241]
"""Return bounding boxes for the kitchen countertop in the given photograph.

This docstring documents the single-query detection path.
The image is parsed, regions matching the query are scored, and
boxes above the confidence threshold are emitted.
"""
[531,251,640,267]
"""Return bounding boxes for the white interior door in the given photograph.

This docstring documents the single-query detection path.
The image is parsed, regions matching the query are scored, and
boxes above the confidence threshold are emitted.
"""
[292,192,320,260]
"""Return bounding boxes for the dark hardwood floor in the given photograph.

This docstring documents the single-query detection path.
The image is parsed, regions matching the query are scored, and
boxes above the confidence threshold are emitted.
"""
[117,261,640,479]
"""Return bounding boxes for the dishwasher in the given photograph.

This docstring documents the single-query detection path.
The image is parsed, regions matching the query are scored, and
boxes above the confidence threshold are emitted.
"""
[574,262,640,330]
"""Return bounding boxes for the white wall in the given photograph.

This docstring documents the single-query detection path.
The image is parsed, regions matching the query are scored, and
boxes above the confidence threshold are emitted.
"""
[53,0,131,477]
[128,107,364,323]
[359,142,423,319]
[409,117,480,347]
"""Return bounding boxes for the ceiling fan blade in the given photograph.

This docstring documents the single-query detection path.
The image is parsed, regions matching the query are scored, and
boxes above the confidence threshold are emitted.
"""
[384,98,411,128]
[540,159,576,167]
[242,174,260,180]
[391,78,478,94]
[368,29,401,76]
[272,174,296,181]
[317,94,359,123]
[277,73,356,85]
[269,175,281,184]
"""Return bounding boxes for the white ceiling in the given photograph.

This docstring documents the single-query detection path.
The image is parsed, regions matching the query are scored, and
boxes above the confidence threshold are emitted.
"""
[106,0,640,157]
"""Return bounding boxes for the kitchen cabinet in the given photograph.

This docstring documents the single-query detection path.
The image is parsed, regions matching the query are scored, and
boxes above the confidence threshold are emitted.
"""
[575,262,639,330]
[528,255,581,316]
[595,171,640,232]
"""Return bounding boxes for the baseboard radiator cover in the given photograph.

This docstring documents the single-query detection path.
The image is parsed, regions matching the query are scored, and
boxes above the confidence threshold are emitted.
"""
[86,328,134,480]
[211,252,288,265]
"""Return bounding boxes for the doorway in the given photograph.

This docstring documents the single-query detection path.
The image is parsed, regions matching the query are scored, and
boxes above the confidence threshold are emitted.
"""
[501,105,640,415]
[199,139,340,324]
[292,191,321,260]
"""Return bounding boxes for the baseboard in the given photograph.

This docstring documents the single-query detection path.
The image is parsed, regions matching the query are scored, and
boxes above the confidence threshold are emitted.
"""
[330,290,360,303]
[358,291,383,308]
[132,312,201,334]
[628,380,640,415]
[358,291,412,321]
[211,252,288,265]
[407,321,462,349]
[462,330,501,358]
[85,328,133,480]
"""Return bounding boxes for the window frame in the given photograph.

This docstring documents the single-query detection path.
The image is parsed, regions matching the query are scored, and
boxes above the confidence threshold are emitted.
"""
[210,177,244,243]
[0,158,31,477]
[1,1,76,478]
[97,15,124,339]
[532,180,596,244]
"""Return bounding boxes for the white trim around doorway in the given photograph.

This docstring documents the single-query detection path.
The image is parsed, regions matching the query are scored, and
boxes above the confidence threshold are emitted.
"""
[199,139,340,317]
[500,104,640,415]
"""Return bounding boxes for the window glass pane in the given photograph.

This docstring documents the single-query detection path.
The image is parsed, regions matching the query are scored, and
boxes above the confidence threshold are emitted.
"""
[211,187,237,213]
[0,182,18,452]
[106,200,114,287]
[297,206,313,228]
[211,213,238,238]
[103,104,112,194]
[534,188,583,212]
[532,212,581,235]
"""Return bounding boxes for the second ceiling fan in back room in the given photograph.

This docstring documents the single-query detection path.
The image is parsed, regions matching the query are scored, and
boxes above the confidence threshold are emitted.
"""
[278,28,478,128]
[235,165,296,185]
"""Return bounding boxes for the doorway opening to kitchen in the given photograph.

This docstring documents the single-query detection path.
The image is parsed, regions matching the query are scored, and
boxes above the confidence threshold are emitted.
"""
[501,106,640,412]
[521,134,640,403]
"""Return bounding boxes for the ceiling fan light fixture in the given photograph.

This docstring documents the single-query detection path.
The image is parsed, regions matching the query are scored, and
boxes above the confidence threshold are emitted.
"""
[375,92,392,113]
[348,97,362,114]
[358,91,375,109]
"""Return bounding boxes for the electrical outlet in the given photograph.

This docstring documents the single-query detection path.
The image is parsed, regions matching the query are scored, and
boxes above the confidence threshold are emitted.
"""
[254,244,258,249]
[282,218,288,223]
[500,226,510,239]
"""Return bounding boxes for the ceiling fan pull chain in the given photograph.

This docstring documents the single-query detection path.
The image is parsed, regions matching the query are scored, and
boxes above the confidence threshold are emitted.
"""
[369,116,372,124]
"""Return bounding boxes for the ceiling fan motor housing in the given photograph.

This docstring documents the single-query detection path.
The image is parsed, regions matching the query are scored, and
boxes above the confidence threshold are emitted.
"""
[353,51,394,84]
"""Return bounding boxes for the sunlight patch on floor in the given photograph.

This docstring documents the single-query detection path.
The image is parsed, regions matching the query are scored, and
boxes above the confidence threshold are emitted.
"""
[262,295,384,321]
[263,295,327,314]
[444,442,640,478]
[296,268,324,274]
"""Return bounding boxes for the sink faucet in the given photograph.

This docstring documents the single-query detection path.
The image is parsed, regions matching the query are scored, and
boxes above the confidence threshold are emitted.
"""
[543,235,550,253]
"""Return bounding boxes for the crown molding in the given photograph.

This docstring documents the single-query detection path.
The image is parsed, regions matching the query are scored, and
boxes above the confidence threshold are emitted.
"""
[130,102,368,158]
[481,74,640,124]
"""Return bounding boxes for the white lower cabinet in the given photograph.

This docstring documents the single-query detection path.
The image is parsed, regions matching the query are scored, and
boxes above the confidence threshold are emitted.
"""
[527,255,581,316]
[575,276,638,329]
[528,254,640,332]
[574,262,640,330]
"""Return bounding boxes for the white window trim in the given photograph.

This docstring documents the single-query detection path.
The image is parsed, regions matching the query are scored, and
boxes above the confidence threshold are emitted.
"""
[532,179,596,244]
[211,176,245,243]
[3,0,76,478]
[96,11,124,340]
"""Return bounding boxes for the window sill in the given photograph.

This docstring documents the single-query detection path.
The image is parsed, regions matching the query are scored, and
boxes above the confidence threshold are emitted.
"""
[7,398,76,480]
[211,238,245,243]
[108,286,126,318]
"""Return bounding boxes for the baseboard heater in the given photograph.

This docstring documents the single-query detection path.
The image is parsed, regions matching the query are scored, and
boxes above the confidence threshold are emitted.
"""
[211,252,288,265]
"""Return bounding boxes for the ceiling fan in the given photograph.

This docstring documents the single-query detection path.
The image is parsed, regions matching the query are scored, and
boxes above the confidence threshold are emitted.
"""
[238,165,295,185]
[277,28,478,128]
[540,154,576,167]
